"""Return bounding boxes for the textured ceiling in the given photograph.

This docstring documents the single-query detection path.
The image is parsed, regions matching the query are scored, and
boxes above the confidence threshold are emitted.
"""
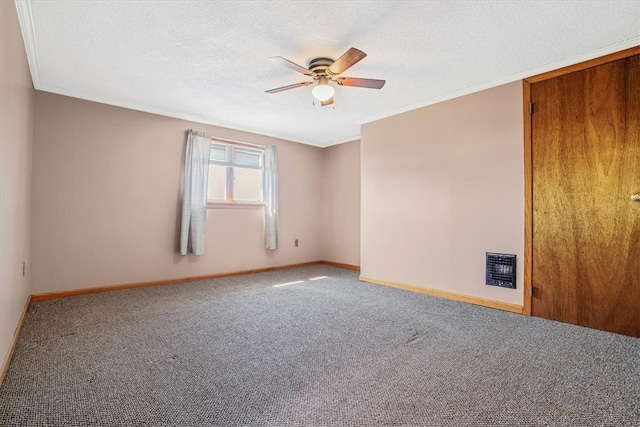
[15,1,640,147]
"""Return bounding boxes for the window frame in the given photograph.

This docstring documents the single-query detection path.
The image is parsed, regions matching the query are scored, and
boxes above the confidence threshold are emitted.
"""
[206,139,265,209]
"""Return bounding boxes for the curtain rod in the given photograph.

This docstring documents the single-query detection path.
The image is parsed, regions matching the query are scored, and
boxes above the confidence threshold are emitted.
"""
[188,129,269,150]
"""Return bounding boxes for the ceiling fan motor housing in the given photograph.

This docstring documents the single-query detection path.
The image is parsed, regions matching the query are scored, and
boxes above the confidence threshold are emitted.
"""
[307,57,335,77]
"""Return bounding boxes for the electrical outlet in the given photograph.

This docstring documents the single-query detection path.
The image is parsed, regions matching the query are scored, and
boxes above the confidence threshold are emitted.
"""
[295,239,299,247]
[22,261,26,277]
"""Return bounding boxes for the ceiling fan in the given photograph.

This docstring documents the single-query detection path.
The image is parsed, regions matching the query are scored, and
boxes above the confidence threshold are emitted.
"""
[265,47,385,107]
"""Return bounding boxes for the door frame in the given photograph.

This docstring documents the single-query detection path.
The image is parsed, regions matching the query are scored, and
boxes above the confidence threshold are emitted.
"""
[522,45,640,316]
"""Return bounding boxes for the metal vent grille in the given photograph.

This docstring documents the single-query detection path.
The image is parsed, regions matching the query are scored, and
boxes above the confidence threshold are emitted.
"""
[486,253,516,289]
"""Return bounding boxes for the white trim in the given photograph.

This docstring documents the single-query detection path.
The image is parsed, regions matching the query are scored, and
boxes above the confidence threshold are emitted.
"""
[208,142,265,205]
[206,202,265,209]
[323,136,361,147]
[33,84,328,147]
[14,0,40,88]
[14,0,640,149]
[13,0,328,147]
[359,38,640,126]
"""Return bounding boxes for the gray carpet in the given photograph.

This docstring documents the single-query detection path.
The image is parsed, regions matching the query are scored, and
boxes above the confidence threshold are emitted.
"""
[1,265,639,426]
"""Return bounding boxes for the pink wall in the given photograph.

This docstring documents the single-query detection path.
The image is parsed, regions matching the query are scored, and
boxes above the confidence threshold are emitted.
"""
[32,92,324,293]
[0,0,34,370]
[361,81,524,306]
[322,140,360,266]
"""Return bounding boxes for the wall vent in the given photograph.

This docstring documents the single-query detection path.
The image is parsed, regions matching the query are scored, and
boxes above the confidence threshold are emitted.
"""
[486,253,516,289]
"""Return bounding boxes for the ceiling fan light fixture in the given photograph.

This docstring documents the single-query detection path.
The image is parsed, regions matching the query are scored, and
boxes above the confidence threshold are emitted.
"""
[266,48,385,105]
[312,76,334,101]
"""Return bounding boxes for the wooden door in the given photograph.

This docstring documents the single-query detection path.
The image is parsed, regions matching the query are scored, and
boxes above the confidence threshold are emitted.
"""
[531,54,640,337]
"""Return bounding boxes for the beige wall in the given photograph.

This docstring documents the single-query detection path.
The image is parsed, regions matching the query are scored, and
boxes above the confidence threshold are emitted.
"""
[0,1,34,371]
[32,92,324,293]
[322,140,360,266]
[361,81,524,306]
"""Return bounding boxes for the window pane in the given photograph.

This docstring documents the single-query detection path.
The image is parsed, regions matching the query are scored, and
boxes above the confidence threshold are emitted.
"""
[207,165,227,201]
[210,144,227,163]
[234,168,262,202]
[234,148,262,168]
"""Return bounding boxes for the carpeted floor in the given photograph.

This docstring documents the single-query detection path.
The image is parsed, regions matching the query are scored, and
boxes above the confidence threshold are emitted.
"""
[1,265,639,426]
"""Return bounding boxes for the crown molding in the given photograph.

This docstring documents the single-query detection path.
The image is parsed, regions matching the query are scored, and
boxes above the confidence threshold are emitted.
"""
[14,0,40,89]
[359,38,640,126]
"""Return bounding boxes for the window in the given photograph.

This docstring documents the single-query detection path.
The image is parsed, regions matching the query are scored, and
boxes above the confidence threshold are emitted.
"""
[207,141,264,207]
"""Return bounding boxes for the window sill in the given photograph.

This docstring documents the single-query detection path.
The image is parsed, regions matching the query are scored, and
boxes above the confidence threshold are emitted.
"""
[207,202,264,210]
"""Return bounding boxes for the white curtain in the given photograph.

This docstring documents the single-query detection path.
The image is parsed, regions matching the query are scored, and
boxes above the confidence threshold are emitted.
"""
[180,130,211,255]
[263,145,279,250]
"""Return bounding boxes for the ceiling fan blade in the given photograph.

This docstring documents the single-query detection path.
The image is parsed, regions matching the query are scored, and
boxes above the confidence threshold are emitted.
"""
[321,96,334,107]
[335,77,386,89]
[265,81,313,94]
[269,56,314,76]
[328,47,367,75]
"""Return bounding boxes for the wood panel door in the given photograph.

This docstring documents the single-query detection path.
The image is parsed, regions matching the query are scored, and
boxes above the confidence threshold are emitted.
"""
[531,54,640,337]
